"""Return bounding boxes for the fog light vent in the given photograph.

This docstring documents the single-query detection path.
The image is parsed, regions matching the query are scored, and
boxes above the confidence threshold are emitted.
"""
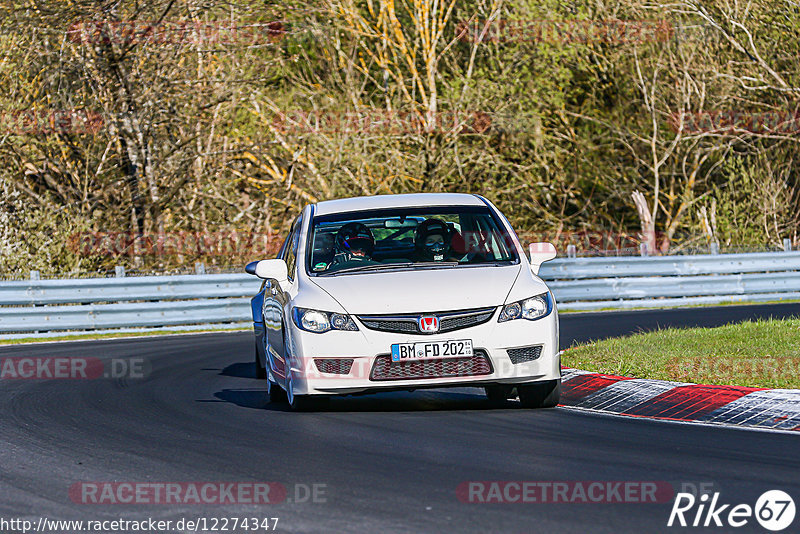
[314,358,354,375]
[507,345,543,364]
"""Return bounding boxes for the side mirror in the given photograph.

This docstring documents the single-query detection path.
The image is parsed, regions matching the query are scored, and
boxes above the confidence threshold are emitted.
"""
[528,243,557,275]
[246,259,289,281]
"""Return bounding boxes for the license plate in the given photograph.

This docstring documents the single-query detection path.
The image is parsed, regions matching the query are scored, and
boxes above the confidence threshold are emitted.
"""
[391,339,473,362]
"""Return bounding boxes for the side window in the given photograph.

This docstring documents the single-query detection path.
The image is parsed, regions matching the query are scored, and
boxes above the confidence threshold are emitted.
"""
[284,217,303,281]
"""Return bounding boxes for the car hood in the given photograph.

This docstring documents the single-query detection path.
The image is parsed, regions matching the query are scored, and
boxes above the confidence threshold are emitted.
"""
[308,264,527,315]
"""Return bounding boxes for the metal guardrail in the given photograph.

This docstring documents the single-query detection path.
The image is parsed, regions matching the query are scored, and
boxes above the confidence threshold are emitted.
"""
[0,274,256,306]
[0,298,253,332]
[0,274,260,337]
[541,251,800,278]
[540,251,800,310]
[1,251,798,337]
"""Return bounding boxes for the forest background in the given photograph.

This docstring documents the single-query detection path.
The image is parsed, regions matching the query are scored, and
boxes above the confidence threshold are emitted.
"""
[1,0,798,275]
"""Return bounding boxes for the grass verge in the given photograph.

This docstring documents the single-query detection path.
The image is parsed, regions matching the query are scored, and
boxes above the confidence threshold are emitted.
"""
[562,318,800,389]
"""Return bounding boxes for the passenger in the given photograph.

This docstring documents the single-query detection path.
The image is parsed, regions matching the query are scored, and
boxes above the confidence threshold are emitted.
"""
[414,219,459,262]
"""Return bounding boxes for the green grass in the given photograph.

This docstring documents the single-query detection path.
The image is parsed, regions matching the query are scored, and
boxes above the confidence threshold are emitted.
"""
[563,318,800,389]
[0,327,248,346]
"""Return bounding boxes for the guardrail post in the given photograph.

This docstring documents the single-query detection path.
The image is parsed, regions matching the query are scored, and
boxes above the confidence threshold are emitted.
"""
[115,266,125,278]
[639,243,649,257]
[29,270,40,280]
[784,238,792,252]
[566,244,577,259]
[709,242,719,255]
[195,262,206,275]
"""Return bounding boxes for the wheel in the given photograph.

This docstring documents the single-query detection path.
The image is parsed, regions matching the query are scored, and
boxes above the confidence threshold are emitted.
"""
[286,371,328,412]
[518,379,561,409]
[254,340,266,379]
[266,372,288,403]
[485,385,514,403]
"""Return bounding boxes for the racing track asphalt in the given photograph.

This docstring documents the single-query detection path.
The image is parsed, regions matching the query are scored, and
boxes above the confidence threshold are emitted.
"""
[0,303,798,533]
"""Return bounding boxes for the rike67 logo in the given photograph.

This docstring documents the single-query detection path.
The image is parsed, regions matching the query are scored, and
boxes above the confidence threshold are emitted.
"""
[668,490,795,531]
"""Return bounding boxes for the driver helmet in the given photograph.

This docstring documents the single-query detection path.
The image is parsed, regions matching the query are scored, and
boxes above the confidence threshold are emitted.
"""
[415,219,451,261]
[335,222,375,257]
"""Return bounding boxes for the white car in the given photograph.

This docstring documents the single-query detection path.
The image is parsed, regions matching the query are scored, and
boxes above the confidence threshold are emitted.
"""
[246,193,560,411]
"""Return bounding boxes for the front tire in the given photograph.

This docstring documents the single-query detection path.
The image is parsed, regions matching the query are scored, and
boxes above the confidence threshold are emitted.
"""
[254,341,266,379]
[518,379,561,409]
[286,372,328,412]
[266,372,287,403]
[485,385,514,403]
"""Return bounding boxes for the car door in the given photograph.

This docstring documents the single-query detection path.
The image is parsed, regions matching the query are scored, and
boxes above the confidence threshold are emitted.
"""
[265,215,302,378]
[252,227,292,373]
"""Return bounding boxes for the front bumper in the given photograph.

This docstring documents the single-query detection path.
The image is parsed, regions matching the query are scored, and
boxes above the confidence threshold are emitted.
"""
[285,308,560,395]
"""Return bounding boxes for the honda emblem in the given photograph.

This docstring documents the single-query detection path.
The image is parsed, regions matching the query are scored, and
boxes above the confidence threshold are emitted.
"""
[418,315,440,333]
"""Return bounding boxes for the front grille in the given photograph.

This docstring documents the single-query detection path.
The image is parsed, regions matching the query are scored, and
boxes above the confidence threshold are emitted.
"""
[358,307,496,335]
[358,319,418,334]
[314,358,354,375]
[440,310,495,331]
[369,349,493,381]
[507,345,543,364]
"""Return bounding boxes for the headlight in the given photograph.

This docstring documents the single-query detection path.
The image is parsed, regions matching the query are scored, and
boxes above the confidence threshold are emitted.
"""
[498,293,552,322]
[292,307,359,333]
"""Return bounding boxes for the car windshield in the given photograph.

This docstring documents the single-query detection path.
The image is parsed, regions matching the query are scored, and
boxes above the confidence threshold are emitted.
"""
[307,206,519,275]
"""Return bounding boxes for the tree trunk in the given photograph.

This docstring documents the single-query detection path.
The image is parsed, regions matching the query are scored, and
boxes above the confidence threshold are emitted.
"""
[632,190,657,255]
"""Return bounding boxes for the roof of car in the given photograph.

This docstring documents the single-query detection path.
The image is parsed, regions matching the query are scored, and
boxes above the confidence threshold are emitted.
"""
[313,193,486,216]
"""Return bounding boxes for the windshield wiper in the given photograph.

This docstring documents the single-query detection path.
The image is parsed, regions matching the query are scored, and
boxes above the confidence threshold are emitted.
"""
[411,261,460,268]
[323,261,460,276]
[325,263,414,276]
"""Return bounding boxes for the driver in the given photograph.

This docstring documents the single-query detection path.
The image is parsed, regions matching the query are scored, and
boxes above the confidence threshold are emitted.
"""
[414,219,455,262]
[330,222,380,268]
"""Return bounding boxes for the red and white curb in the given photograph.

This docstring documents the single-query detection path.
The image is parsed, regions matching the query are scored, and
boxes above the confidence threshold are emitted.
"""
[560,368,800,432]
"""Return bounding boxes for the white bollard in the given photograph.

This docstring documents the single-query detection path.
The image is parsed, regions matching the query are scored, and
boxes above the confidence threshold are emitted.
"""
[566,244,577,258]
